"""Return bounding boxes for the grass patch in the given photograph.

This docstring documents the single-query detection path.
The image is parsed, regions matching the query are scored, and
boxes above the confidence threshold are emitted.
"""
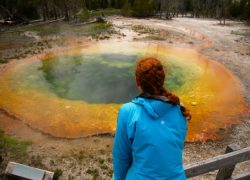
[23,23,66,36]
[90,9,121,17]
[76,9,91,22]
[92,22,112,30]
[76,8,120,22]
[20,21,112,37]
[0,129,31,157]
[132,25,159,34]
[0,58,8,64]
[74,22,112,35]
[0,31,33,51]
[0,129,32,177]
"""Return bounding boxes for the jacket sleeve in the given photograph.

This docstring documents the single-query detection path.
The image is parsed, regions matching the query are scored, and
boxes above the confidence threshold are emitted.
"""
[112,105,132,180]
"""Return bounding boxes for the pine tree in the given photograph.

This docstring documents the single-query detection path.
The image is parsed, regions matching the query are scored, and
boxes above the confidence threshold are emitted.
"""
[132,0,155,17]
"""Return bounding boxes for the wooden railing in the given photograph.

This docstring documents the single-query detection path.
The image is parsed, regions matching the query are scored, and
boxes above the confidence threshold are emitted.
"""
[184,144,250,179]
[5,144,249,179]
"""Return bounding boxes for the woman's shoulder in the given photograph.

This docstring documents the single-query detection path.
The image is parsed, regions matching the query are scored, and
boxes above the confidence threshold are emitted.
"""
[118,101,140,138]
[120,100,140,113]
[118,100,141,124]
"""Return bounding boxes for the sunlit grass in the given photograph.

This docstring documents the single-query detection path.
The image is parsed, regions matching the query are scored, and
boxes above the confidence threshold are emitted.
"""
[0,129,32,166]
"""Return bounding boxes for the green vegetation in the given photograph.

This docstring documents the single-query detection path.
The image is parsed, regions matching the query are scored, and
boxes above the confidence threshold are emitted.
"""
[0,58,8,64]
[23,24,63,36]
[1,0,249,22]
[0,129,31,159]
[92,22,112,30]
[0,129,32,177]
[90,8,121,17]
[229,0,250,19]
[53,169,63,180]
[75,8,121,22]
[122,0,156,17]
[132,0,156,17]
[76,9,90,22]
[132,25,159,35]
[121,1,133,17]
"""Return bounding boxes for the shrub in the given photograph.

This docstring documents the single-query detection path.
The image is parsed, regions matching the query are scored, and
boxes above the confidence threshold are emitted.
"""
[76,9,90,22]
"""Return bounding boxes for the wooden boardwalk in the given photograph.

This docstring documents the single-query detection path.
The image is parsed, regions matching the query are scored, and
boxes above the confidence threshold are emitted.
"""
[185,144,250,179]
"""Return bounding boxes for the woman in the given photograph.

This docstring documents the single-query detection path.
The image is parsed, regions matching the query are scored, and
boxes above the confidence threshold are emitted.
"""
[113,57,191,180]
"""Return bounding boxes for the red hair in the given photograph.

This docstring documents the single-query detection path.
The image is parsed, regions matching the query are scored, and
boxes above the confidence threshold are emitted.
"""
[136,57,191,120]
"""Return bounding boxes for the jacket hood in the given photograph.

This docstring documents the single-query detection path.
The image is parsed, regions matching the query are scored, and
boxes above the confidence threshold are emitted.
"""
[132,96,174,119]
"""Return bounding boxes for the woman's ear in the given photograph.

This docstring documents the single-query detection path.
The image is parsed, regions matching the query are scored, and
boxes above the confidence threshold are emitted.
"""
[135,77,140,86]
[135,77,142,92]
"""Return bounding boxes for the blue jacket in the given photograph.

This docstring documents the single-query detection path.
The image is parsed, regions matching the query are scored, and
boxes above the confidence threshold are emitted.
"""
[113,96,187,180]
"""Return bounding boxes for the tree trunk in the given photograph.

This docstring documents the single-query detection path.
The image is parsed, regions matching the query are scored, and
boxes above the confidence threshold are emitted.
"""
[82,0,87,10]
[53,0,58,19]
[53,6,57,19]
[159,4,162,18]
[42,7,47,21]
[196,0,201,18]
[45,0,49,20]
[63,0,69,21]
[222,2,226,25]
[42,0,47,21]
[159,0,164,19]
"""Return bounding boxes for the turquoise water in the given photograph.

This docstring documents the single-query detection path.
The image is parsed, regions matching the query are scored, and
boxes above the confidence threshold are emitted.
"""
[38,53,139,103]
[13,53,196,104]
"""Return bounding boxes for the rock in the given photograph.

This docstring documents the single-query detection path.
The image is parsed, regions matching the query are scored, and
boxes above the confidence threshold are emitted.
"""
[191,102,197,106]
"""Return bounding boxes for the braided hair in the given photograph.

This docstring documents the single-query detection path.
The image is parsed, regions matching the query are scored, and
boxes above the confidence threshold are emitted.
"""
[135,57,191,120]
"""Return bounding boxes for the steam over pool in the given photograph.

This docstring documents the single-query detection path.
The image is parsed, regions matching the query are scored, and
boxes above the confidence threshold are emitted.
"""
[0,42,247,141]
[33,53,139,103]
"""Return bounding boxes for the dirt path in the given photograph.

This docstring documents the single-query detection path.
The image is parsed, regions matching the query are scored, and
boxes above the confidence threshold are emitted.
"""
[0,17,249,179]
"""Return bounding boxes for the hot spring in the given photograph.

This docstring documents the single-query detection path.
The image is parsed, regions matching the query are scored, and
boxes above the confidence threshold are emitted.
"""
[0,42,247,141]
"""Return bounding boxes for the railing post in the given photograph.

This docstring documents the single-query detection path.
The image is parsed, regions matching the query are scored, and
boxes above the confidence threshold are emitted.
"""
[216,144,240,180]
